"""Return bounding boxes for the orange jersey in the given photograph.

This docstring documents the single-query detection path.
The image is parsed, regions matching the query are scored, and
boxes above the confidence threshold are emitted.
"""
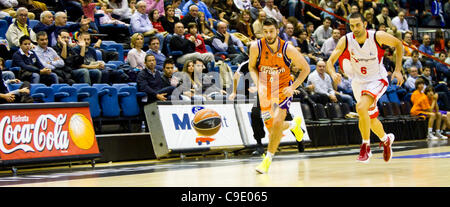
[256,37,293,98]
[410,90,431,116]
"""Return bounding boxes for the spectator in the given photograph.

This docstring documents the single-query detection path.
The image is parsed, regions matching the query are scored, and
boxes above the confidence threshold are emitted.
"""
[6,7,36,49]
[364,9,376,30]
[402,32,418,59]
[263,0,284,24]
[312,17,332,47]
[185,22,208,54]
[410,80,446,139]
[53,29,91,84]
[147,36,167,72]
[434,29,447,55]
[280,23,298,50]
[252,10,267,39]
[12,35,59,85]
[50,12,91,47]
[297,29,317,65]
[431,0,446,27]
[32,10,54,36]
[160,5,180,34]
[375,7,393,30]
[194,59,227,100]
[129,0,137,16]
[170,22,215,67]
[234,0,251,11]
[176,59,206,101]
[419,34,435,66]
[249,0,263,20]
[216,0,241,27]
[81,0,103,33]
[130,1,164,51]
[0,57,16,81]
[109,0,133,22]
[149,9,165,33]
[286,16,304,37]
[96,2,130,26]
[306,60,354,107]
[33,31,73,84]
[160,58,180,88]
[303,0,322,27]
[391,10,410,33]
[181,4,202,33]
[127,33,146,70]
[436,52,450,83]
[336,0,351,18]
[72,32,106,84]
[236,10,255,40]
[0,73,33,104]
[0,0,18,19]
[320,28,340,60]
[182,0,213,23]
[171,0,183,19]
[405,66,420,92]
[198,11,215,39]
[137,54,175,103]
[212,21,247,64]
[17,0,47,19]
[144,0,165,16]
[403,50,423,72]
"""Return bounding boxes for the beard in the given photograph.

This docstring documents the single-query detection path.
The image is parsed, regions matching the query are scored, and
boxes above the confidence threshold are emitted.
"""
[266,37,277,45]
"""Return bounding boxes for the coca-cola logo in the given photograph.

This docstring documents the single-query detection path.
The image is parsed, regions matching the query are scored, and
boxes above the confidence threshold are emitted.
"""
[0,114,69,154]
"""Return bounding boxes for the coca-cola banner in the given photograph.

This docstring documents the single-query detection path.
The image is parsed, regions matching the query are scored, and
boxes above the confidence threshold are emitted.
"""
[0,106,100,161]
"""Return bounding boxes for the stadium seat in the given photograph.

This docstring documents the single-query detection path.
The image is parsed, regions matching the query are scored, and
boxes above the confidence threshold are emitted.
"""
[28,19,39,29]
[30,84,54,102]
[4,60,20,73]
[51,84,78,102]
[93,83,120,117]
[73,84,101,118]
[386,85,401,104]
[102,41,125,62]
[0,20,8,39]
[112,83,140,117]
[7,83,23,92]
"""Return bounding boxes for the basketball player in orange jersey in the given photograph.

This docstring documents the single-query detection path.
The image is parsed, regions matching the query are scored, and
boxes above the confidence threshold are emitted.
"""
[249,18,310,174]
[326,12,404,163]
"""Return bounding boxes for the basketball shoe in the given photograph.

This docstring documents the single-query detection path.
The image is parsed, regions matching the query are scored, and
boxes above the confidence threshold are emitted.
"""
[379,133,395,162]
[290,116,304,142]
[357,143,372,163]
[255,154,272,174]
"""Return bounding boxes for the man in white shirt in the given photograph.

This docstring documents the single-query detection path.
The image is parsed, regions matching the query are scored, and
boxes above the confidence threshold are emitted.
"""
[306,60,354,107]
[391,10,410,33]
[262,0,284,24]
[130,1,164,50]
[312,17,333,47]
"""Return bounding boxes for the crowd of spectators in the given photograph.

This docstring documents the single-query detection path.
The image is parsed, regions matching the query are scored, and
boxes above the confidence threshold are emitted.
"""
[0,0,449,135]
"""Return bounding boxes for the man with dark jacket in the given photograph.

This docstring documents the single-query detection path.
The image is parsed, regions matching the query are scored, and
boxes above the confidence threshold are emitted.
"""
[12,35,59,86]
[137,54,175,103]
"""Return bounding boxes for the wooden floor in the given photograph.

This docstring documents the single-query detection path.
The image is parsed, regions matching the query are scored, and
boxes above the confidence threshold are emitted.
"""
[2,140,450,187]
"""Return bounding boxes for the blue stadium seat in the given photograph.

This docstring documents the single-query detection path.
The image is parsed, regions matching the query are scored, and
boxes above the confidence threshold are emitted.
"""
[93,83,120,117]
[4,60,20,73]
[164,34,183,58]
[73,84,101,118]
[30,84,54,102]
[112,83,140,117]
[378,93,390,105]
[51,84,78,102]
[0,20,8,39]
[386,85,401,104]
[102,41,125,62]
[28,19,39,29]
[8,83,23,92]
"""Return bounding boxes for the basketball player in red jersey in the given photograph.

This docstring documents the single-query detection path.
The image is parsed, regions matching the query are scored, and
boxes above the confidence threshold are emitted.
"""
[249,18,310,174]
[327,13,404,163]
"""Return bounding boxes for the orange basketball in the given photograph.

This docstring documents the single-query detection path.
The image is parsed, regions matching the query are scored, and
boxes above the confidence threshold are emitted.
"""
[193,109,222,136]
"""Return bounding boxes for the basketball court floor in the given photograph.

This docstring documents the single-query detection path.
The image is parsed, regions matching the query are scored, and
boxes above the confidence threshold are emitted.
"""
[1,139,450,187]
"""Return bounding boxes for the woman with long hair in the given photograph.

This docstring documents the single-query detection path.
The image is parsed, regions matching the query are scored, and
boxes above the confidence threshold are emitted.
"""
[235,10,255,40]
[160,5,180,34]
[149,9,165,33]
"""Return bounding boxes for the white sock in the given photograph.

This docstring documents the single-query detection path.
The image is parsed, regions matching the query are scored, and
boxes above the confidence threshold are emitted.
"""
[266,151,274,161]
[379,134,387,142]
[436,129,441,134]
[362,140,370,144]
[428,128,433,133]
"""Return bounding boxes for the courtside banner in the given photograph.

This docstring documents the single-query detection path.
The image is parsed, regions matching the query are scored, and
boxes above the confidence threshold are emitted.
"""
[0,104,100,162]
[157,104,244,150]
[235,101,310,146]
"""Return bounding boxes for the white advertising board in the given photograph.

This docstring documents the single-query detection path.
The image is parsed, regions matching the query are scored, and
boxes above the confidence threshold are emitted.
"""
[157,104,244,150]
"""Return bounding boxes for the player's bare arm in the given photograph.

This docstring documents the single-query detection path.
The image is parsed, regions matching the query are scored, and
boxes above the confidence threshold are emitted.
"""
[248,41,260,89]
[283,44,310,97]
[376,31,404,86]
[326,36,346,85]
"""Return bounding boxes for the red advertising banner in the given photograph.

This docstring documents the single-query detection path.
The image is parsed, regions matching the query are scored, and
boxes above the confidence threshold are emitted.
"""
[0,106,100,161]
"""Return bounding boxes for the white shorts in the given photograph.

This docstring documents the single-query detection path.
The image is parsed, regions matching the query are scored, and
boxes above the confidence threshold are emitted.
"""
[352,78,388,119]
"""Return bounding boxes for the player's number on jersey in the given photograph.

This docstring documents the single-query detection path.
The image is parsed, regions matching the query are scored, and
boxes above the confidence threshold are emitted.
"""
[361,67,367,75]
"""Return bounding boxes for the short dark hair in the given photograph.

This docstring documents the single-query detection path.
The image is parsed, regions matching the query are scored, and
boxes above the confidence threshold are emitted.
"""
[58,29,69,37]
[19,35,32,45]
[324,17,332,22]
[411,50,419,56]
[348,12,366,22]
[424,85,435,94]
[187,22,197,30]
[263,18,278,28]
[145,53,155,61]
[163,58,175,68]
[36,31,47,39]
[149,36,160,44]
[414,77,425,89]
